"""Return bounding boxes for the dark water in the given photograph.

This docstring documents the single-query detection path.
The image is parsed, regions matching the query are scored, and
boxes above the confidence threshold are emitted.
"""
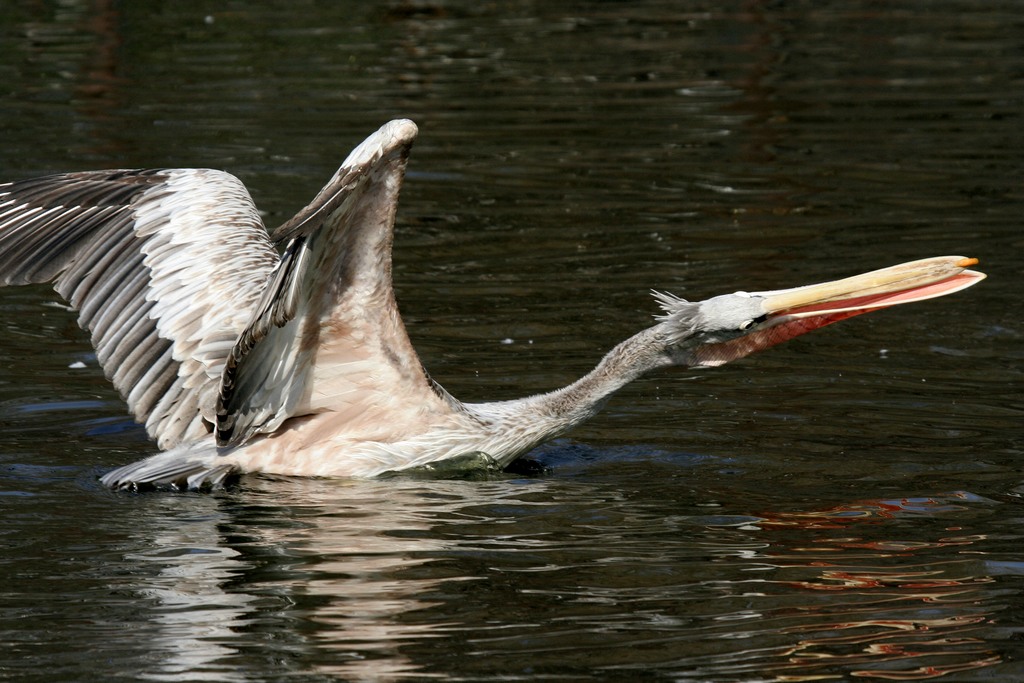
[1,1,1023,680]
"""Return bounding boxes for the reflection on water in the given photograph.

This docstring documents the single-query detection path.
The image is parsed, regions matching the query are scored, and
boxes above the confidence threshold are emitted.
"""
[726,495,1004,680]
[127,516,255,683]
[1,0,1023,681]
[77,477,1017,681]
[123,481,465,681]
[114,478,569,680]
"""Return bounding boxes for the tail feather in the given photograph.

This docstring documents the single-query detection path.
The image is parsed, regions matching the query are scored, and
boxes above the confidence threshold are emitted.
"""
[100,447,238,491]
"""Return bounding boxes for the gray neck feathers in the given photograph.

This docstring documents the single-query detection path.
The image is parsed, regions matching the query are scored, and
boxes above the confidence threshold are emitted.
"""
[514,325,675,434]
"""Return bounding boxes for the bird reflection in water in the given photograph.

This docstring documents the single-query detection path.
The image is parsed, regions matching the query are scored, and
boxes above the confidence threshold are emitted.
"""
[118,477,537,680]
[112,480,1010,682]
[738,493,1003,680]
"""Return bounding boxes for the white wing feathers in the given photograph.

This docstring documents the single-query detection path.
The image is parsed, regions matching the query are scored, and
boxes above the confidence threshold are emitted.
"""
[0,168,278,449]
[0,119,443,455]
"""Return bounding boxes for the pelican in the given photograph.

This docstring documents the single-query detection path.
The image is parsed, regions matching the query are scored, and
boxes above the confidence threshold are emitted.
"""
[0,120,985,490]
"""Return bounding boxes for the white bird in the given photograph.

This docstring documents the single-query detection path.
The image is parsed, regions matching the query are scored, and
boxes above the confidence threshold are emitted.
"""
[0,120,985,490]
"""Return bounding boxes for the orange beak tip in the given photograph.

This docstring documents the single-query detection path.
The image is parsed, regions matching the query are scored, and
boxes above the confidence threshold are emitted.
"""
[957,257,980,268]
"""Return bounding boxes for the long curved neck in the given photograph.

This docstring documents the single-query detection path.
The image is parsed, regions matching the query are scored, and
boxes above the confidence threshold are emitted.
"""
[542,325,673,427]
[469,325,674,455]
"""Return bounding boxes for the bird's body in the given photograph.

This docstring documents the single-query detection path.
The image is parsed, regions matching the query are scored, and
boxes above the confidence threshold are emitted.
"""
[133,398,560,482]
[0,120,985,490]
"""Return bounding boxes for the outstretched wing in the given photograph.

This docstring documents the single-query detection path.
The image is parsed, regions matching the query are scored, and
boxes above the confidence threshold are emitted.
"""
[216,119,456,447]
[0,169,278,448]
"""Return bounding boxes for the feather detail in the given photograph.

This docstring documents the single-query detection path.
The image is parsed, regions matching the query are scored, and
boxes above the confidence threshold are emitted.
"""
[0,168,278,448]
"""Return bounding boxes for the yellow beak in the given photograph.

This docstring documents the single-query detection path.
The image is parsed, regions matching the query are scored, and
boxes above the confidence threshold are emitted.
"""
[757,256,985,318]
[687,256,985,368]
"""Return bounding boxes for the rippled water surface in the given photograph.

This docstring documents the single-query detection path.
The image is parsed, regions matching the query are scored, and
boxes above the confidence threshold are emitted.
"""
[1,1,1023,680]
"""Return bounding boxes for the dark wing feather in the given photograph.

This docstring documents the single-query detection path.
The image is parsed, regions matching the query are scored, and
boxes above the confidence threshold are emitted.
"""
[216,119,452,446]
[0,168,278,448]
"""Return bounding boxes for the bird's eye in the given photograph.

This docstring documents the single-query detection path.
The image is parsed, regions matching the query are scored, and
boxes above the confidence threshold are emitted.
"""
[738,314,767,331]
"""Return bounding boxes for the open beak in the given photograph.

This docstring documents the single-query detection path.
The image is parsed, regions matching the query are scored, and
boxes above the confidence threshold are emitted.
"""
[757,255,985,319]
[691,256,986,367]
